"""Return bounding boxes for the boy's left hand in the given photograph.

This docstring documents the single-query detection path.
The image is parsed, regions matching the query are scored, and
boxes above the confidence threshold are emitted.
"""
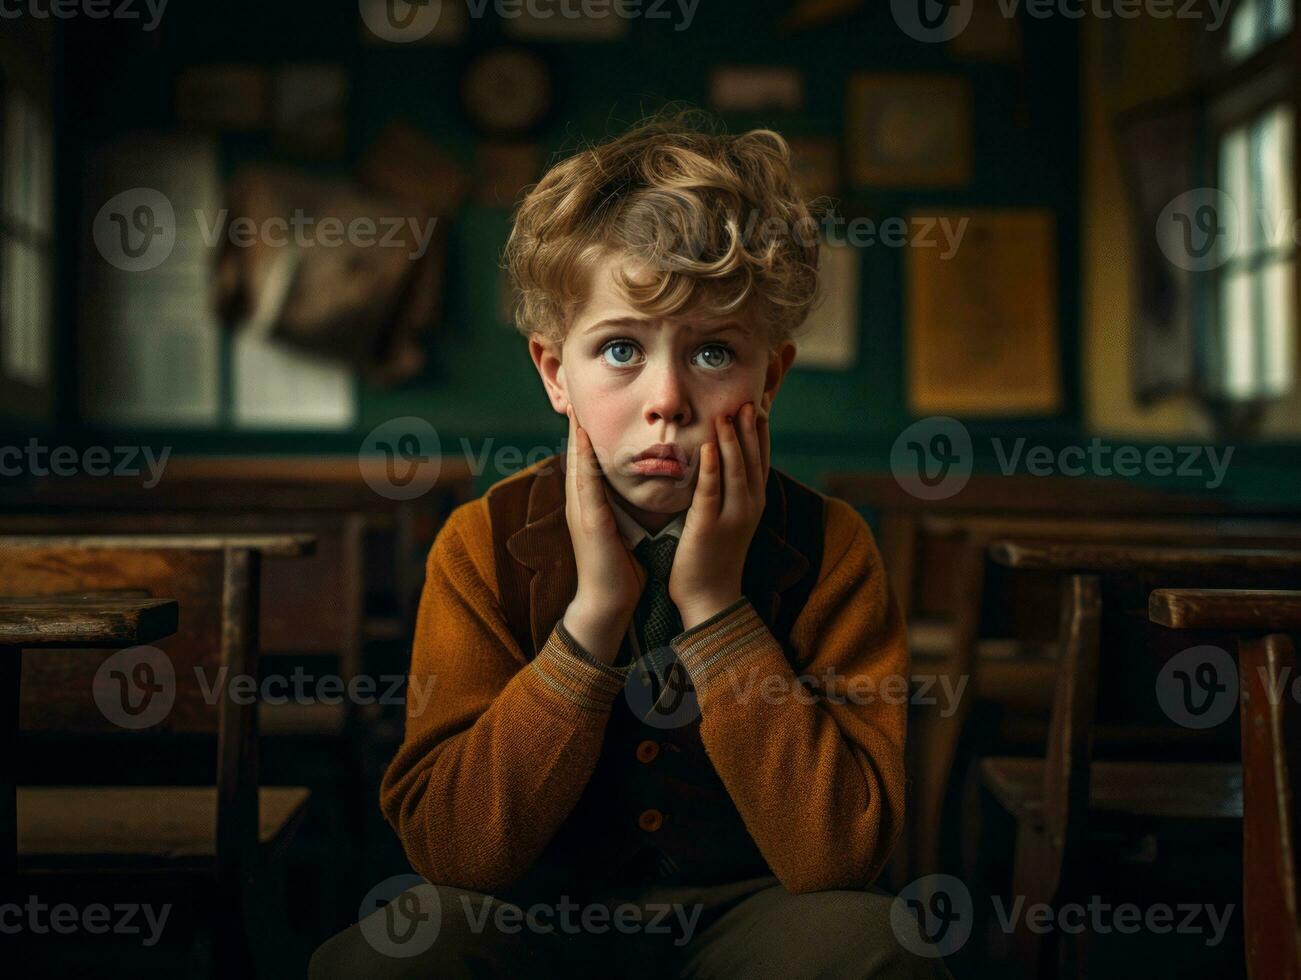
[669,401,770,631]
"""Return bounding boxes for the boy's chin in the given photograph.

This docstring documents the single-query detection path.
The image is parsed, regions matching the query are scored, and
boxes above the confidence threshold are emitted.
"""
[616,474,696,511]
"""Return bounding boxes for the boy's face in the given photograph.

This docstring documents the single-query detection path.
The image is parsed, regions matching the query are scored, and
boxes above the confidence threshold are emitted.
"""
[530,252,796,529]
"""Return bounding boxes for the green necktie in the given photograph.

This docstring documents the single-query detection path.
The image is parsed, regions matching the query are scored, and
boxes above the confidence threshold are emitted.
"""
[632,535,683,662]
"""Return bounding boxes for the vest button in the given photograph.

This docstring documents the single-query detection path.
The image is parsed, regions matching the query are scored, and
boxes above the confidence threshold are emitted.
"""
[637,808,664,832]
[636,739,660,763]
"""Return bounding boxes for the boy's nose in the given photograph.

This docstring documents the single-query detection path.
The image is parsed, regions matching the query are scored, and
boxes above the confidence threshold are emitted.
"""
[644,364,692,426]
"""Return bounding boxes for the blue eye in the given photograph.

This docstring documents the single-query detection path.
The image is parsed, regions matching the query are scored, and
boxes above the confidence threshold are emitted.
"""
[600,340,641,367]
[694,344,734,370]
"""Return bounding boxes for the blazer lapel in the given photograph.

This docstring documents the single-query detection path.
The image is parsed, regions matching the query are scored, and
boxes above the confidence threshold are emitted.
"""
[504,455,579,657]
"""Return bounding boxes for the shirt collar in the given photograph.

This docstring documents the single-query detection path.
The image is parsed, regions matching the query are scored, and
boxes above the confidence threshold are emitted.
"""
[607,494,685,549]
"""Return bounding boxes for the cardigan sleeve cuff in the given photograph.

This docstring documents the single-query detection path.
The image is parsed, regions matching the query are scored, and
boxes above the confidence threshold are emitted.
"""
[526,621,629,715]
[670,597,775,702]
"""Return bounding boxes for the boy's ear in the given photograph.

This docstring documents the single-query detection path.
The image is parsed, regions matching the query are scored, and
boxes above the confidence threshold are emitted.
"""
[762,341,797,412]
[529,333,570,414]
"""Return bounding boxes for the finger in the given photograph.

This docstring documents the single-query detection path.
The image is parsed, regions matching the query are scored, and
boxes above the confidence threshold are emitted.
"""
[691,440,722,525]
[757,405,771,487]
[565,405,578,514]
[575,422,614,530]
[740,402,764,498]
[715,410,745,521]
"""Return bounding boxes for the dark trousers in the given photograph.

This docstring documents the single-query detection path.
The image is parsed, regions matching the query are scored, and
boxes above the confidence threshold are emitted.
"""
[308,872,955,979]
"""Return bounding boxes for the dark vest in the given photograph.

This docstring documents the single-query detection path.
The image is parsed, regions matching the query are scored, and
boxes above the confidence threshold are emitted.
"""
[487,454,825,896]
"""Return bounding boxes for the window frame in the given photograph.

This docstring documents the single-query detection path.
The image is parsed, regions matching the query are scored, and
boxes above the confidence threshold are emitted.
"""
[1199,9,1298,407]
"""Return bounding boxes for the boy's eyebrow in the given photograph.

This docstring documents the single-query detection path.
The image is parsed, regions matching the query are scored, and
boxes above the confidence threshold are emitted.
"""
[583,316,749,336]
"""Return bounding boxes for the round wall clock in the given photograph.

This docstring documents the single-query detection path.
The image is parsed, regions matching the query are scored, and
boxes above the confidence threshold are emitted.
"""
[461,47,553,136]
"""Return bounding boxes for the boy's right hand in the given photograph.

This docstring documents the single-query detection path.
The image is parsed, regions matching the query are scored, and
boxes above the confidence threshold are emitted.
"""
[562,405,643,665]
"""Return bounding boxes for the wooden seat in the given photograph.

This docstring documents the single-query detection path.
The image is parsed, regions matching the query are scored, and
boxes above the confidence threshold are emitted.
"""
[980,757,1243,823]
[18,786,311,865]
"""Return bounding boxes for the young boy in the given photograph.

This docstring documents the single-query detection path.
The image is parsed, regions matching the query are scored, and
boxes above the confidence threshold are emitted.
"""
[311,110,951,978]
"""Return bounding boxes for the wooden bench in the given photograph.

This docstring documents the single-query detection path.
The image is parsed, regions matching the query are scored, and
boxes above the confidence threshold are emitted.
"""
[1150,588,1301,980]
[978,541,1301,978]
[0,594,179,909]
[899,512,1301,883]
[0,535,315,976]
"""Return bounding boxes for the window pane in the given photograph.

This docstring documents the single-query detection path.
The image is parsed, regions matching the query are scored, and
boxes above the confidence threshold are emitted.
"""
[1220,124,1254,262]
[1267,0,1293,37]
[1219,268,1257,398]
[2,91,28,226]
[26,94,52,236]
[1261,257,1296,395]
[1,239,47,385]
[1253,104,1294,255]
[1229,0,1262,62]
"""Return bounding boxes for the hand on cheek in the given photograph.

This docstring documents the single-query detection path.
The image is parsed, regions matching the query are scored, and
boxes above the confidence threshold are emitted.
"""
[668,401,771,630]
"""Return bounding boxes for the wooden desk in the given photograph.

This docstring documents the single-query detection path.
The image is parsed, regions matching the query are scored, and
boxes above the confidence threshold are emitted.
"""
[991,540,1301,575]
[0,596,179,903]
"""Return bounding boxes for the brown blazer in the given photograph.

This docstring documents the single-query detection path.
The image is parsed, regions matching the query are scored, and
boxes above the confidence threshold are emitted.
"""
[380,453,908,901]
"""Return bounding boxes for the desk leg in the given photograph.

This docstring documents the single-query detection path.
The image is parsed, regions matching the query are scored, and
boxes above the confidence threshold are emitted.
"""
[0,645,19,907]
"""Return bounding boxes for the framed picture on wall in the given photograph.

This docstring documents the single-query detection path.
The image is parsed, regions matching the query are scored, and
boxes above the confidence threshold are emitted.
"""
[709,66,804,112]
[845,75,971,187]
[787,137,841,203]
[796,242,859,370]
[906,209,1060,415]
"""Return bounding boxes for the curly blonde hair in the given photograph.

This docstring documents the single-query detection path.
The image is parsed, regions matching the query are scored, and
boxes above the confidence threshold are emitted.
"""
[502,106,823,350]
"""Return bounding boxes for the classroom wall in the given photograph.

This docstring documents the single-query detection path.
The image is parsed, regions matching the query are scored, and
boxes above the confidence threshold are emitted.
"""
[47,0,1081,492]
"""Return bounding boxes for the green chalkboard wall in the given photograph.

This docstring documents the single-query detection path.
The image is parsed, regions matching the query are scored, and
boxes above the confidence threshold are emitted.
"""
[40,2,1299,503]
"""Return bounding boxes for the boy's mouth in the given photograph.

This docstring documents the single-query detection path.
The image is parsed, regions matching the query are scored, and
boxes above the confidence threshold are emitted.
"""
[629,443,690,480]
